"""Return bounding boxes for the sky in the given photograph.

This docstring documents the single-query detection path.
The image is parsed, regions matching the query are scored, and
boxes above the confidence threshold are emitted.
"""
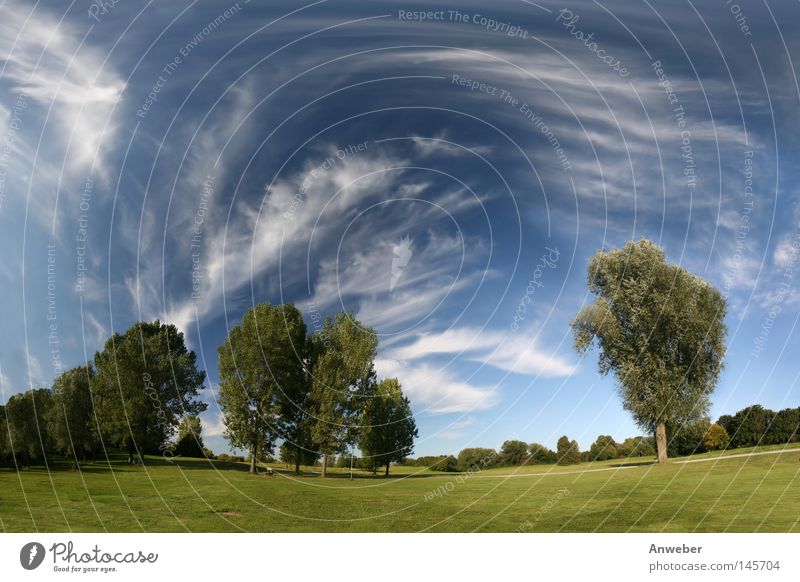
[0,0,798,457]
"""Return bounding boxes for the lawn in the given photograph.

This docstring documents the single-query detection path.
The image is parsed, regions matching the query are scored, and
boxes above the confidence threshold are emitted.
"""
[1,444,799,532]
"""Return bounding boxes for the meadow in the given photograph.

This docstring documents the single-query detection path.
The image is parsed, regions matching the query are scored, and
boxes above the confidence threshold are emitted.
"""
[1,443,799,533]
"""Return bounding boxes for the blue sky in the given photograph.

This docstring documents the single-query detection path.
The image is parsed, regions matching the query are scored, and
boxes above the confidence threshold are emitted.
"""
[0,0,798,457]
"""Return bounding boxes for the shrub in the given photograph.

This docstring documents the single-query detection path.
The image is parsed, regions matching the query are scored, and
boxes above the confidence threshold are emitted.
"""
[702,423,729,451]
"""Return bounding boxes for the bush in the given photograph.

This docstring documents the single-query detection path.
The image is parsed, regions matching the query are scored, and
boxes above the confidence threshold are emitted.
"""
[702,423,729,451]
[456,448,498,472]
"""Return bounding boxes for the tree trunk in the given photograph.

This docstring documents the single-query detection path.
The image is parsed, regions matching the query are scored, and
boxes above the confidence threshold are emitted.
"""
[250,442,258,474]
[295,444,301,474]
[321,453,327,478]
[385,463,390,477]
[656,421,668,464]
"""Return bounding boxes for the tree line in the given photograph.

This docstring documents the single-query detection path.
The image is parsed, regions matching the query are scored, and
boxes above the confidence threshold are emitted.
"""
[404,402,800,472]
[0,304,418,477]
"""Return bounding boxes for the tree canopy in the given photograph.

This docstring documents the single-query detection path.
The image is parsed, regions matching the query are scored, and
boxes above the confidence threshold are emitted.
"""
[571,239,727,463]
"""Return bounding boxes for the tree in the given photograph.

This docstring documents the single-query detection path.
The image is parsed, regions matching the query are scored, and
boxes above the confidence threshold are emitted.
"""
[770,407,800,444]
[4,389,52,467]
[48,366,99,468]
[456,447,497,472]
[92,320,206,464]
[310,312,378,477]
[556,435,581,465]
[175,415,206,458]
[703,423,729,451]
[618,436,656,458]
[528,443,557,464]
[499,439,530,466]
[271,304,314,474]
[280,441,320,468]
[358,378,418,476]
[725,405,773,448]
[571,239,727,464]
[0,405,8,463]
[218,303,305,474]
[589,435,618,461]
[666,417,710,456]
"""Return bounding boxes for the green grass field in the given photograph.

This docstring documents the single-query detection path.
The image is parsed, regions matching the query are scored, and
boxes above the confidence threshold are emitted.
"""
[2,444,799,532]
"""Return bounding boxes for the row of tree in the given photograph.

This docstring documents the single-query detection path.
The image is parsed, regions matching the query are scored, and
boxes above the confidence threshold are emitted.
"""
[408,401,800,471]
[217,303,417,476]
[0,321,209,468]
[1,306,420,477]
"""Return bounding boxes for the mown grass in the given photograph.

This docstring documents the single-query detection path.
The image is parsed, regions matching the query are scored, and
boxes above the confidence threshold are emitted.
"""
[1,444,799,532]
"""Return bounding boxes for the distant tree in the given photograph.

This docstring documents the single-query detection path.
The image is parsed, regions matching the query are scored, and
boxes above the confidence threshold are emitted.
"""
[5,389,52,467]
[571,239,727,463]
[0,405,8,463]
[618,436,656,458]
[556,435,581,465]
[499,439,530,466]
[770,407,800,444]
[589,435,618,461]
[48,366,99,468]
[438,455,459,472]
[358,378,418,476]
[280,441,320,468]
[92,320,206,464]
[310,313,378,477]
[456,447,497,472]
[218,303,305,474]
[666,417,710,456]
[175,415,205,458]
[702,423,729,451]
[726,405,774,448]
[528,443,558,464]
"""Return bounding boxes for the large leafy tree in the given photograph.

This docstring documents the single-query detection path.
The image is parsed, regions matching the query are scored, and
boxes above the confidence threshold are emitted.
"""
[571,239,727,464]
[309,312,378,477]
[358,378,418,476]
[4,388,52,467]
[48,365,99,468]
[499,439,530,466]
[92,320,207,463]
[218,303,306,474]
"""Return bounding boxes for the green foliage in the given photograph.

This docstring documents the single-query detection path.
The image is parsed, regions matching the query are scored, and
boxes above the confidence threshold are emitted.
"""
[702,423,729,451]
[309,313,378,472]
[48,366,99,465]
[92,320,206,458]
[4,389,52,466]
[666,417,710,456]
[589,435,618,461]
[528,443,558,464]
[358,378,418,475]
[456,447,498,472]
[571,239,727,462]
[175,415,205,458]
[556,435,581,465]
[218,303,305,472]
[617,436,656,457]
[499,439,530,466]
[717,405,800,448]
[280,441,320,467]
